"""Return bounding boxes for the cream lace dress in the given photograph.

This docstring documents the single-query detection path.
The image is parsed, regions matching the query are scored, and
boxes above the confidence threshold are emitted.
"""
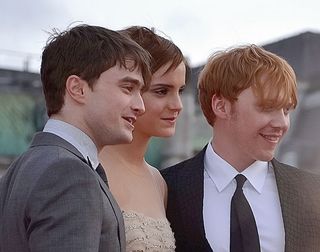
[122,210,175,252]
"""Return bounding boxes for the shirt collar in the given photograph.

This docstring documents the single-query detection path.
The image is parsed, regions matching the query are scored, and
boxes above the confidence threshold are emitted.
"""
[242,160,269,193]
[204,142,269,194]
[43,119,99,169]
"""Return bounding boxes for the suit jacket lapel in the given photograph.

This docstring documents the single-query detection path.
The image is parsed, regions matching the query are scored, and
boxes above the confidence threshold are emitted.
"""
[272,159,300,252]
[95,174,126,250]
[178,146,210,247]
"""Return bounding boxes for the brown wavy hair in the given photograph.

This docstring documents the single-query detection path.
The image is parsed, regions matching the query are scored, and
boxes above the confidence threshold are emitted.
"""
[119,26,189,78]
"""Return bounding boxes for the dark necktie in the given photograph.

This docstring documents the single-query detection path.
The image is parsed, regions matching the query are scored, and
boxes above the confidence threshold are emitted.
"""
[230,174,260,252]
[96,163,109,188]
[87,157,109,188]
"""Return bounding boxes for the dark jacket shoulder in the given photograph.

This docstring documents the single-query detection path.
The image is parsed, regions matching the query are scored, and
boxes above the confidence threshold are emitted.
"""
[161,147,207,177]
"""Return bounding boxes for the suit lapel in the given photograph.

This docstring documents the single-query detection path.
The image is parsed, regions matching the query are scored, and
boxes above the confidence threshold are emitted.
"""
[272,159,300,252]
[178,147,211,247]
[87,162,125,251]
[95,175,126,250]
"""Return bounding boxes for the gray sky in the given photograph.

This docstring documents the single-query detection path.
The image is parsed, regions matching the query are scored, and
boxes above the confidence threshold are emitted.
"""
[1,0,320,72]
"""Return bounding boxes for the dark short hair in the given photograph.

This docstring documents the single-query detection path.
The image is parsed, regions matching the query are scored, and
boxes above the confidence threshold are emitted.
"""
[40,24,151,116]
[119,26,189,78]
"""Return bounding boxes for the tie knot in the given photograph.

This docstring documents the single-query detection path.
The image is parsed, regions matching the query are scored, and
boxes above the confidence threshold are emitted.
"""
[96,163,104,173]
[235,174,247,189]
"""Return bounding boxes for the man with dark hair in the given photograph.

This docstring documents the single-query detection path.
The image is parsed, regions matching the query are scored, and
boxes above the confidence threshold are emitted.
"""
[162,45,320,252]
[0,24,151,252]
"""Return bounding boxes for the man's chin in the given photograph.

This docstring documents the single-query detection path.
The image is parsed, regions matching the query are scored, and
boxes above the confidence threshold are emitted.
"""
[117,132,133,144]
[104,132,133,146]
[260,153,275,162]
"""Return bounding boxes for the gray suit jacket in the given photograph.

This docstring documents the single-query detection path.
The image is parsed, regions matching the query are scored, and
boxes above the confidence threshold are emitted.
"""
[161,146,320,252]
[0,132,125,252]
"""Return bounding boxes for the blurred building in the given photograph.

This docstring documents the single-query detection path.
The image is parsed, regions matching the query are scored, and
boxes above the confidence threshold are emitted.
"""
[0,68,46,173]
[1,31,320,175]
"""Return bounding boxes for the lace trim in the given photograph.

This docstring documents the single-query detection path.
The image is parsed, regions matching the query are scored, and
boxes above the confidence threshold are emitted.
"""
[122,210,175,252]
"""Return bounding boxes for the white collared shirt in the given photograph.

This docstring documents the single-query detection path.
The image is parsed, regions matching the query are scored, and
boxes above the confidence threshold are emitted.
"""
[203,143,285,252]
[43,119,99,169]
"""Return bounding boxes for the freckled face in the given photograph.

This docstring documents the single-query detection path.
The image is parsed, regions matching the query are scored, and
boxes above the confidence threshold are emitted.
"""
[134,61,186,137]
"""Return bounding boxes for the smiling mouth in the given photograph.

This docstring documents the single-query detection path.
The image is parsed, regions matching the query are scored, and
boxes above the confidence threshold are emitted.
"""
[260,133,282,143]
[161,117,177,122]
[161,116,177,121]
[123,116,136,125]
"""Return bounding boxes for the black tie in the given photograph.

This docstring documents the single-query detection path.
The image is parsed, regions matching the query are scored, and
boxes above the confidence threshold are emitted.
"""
[87,157,109,188]
[96,163,109,188]
[230,174,260,252]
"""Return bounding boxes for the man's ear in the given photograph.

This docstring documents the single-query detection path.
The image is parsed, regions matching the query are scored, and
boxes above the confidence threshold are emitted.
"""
[211,94,232,119]
[65,75,87,104]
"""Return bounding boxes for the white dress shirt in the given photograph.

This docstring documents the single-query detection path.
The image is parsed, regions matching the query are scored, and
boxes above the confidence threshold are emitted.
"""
[43,119,99,169]
[203,143,285,252]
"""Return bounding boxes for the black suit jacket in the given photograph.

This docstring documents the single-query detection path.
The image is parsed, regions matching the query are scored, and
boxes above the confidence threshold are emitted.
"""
[161,147,320,252]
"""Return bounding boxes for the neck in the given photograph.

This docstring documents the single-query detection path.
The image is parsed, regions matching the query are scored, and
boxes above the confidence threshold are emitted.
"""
[212,127,254,172]
[99,130,151,168]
